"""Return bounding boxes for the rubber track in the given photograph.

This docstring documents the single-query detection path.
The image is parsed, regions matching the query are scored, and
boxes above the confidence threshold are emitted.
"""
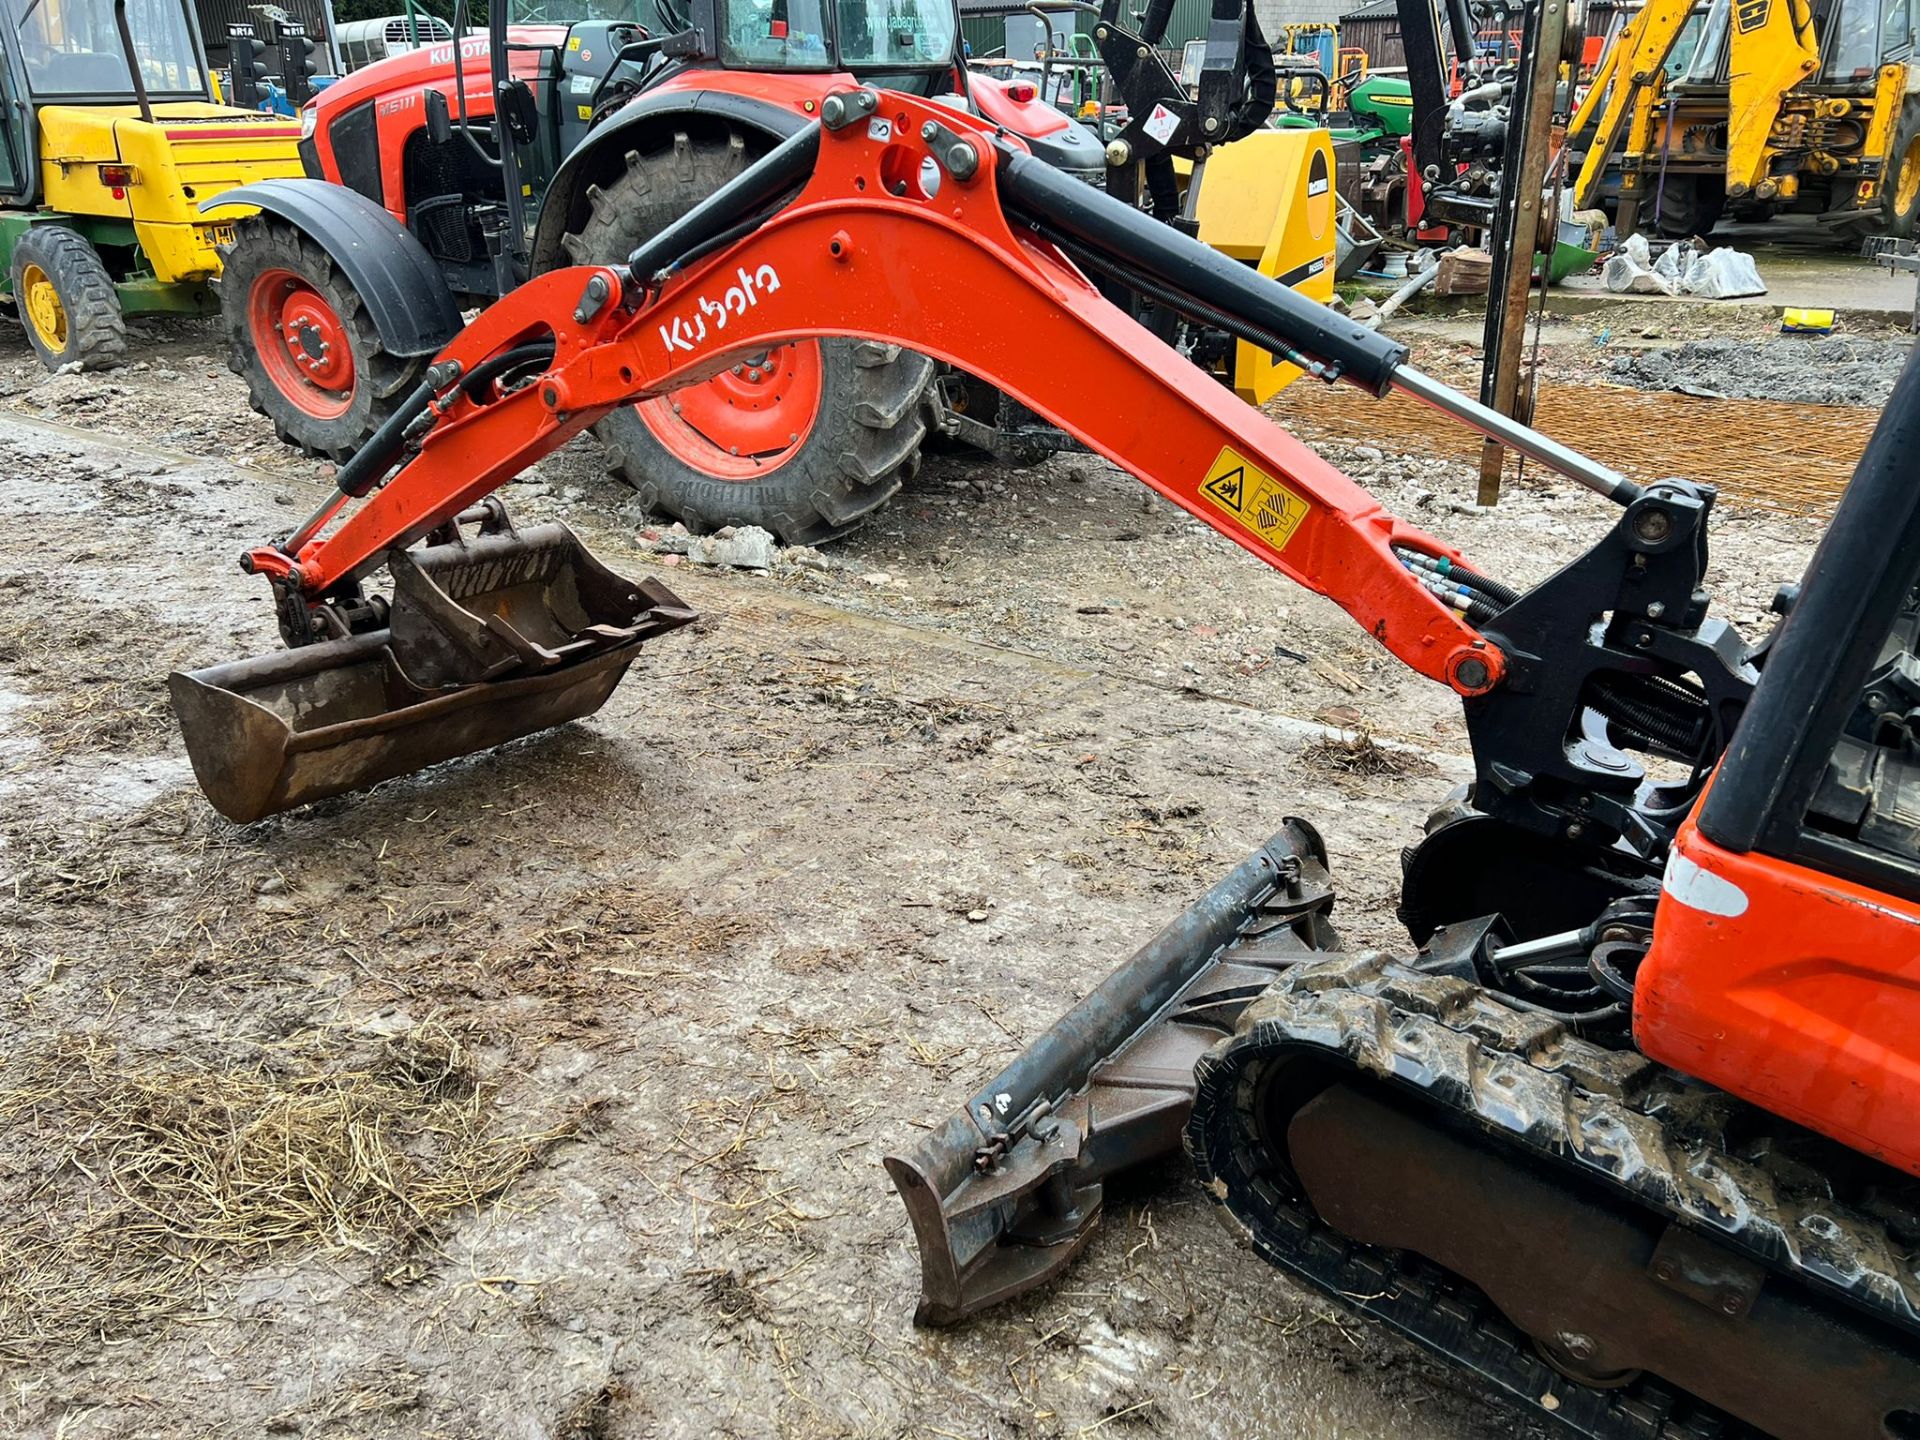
[1187,951,1920,1439]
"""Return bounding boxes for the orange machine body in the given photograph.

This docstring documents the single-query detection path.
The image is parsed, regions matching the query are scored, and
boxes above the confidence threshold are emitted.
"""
[1638,811,1920,1177]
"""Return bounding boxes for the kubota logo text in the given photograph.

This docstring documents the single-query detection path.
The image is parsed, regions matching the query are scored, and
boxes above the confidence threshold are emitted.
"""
[659,264,783,355]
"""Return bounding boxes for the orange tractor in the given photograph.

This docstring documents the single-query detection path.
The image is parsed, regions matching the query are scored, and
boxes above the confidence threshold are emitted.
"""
[209,0,1337,541]
[171,86,1920,1440]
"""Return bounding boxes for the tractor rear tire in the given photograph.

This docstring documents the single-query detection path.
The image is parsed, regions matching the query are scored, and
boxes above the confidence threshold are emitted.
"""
[218,215,428,461]
[11,226,126,372]
[1876,96,1920,239]
[563,129,934,544]
[1646,176,1724,239]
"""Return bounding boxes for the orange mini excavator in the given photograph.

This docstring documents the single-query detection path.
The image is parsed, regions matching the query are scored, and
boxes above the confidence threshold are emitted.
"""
[171,87,1920,1440]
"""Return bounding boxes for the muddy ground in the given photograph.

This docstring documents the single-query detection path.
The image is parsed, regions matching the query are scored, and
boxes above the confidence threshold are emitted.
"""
[0,299,1856,1440]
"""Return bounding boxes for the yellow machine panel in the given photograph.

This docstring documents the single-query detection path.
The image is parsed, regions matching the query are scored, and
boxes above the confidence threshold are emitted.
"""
[36,103,303,282]
[1187,127,1338,405]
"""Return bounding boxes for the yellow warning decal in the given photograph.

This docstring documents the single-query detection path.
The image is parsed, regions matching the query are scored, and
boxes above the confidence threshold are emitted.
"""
[1198,445,1309,551]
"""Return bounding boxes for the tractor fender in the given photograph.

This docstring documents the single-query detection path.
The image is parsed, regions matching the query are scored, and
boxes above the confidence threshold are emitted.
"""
[200,179,463,358]
[529,90,808,273]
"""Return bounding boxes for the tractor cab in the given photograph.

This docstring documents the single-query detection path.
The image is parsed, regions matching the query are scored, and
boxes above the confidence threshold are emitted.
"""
[711,0,959,76]
[0,0,303,368]
[0,0,216,205]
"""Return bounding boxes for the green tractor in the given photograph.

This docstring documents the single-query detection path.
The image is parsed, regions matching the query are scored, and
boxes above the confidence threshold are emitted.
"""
[1272,67,1419,236]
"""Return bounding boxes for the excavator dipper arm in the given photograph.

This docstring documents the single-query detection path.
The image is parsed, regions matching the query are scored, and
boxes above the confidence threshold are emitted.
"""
[253,90,1639,702]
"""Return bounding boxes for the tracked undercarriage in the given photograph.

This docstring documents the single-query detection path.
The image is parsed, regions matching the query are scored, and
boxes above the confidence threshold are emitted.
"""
[890,825,1920,1440]
[1192,949,1920,1439]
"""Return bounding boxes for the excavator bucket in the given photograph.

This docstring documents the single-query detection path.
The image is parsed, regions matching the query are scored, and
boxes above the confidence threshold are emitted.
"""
[171,516,695,823]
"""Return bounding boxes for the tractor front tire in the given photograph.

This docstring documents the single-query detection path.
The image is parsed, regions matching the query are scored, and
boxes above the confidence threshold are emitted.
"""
[563,129,934,544]
[218,215,427,460]
[11,226,126,372]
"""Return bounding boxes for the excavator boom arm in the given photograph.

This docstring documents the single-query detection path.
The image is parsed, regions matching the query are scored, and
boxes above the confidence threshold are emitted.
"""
[256,92,1644,699]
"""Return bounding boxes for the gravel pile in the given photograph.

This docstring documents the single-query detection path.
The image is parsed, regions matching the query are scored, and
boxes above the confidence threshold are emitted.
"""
[1610,335,1911,407]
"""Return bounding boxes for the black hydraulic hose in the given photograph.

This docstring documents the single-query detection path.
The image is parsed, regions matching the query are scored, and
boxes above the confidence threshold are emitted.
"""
[661,204,800,280]
[459,340,560,404]
[332,341,556,501]
[1452,562,1520,607]
[1043,223,1331,381]
[997,143,1409,396]
[625,125,822,281]
[334,379,436,500]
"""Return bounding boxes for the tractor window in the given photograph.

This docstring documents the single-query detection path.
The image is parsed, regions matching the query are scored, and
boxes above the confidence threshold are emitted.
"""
[1889,0,1915,54]
[1682,0,1729,82]
[1823,0,1884,77]
[8,0,205,97]
[1802,573,1920,874]
[720,0,833,67]
[833,0,955,67]
[1665,12,1709,80]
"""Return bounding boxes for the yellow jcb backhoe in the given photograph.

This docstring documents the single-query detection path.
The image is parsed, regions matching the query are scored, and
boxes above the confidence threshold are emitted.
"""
[1571,0,1919,236]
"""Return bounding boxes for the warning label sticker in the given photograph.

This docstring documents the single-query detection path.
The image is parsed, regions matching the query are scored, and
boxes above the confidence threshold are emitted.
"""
[1198,446,1309,550]
[1143,103,1181,146]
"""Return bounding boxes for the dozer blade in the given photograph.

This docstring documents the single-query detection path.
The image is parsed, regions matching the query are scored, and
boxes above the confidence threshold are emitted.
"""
[171,517,696,823]
[884,820,1337,1324]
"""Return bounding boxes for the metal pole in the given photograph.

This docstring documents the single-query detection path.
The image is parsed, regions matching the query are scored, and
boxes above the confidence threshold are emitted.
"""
[112,0,155,123]
[1475,0,1571,505]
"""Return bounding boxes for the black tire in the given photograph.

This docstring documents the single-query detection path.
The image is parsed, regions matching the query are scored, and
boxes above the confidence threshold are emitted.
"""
[1876,96,1920,239]
[10,226,126,371]
[217,214,428,460]
[562,128,934,544]
[1646,176,1724,239]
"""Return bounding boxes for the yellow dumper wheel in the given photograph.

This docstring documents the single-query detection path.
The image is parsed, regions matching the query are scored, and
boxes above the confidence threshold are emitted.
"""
[10,226,126,372]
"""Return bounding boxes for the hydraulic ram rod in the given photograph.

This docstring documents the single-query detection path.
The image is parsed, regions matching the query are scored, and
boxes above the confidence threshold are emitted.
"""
[994,148,1641,505]
[604,102,1636,506]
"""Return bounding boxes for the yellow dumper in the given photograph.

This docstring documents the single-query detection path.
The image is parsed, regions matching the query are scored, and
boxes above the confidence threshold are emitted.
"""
[0,0,304,367]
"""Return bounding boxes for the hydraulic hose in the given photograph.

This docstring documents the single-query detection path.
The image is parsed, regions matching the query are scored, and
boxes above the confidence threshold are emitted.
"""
[1000,144,1410,395]
[625,124,822,281]
[281,341,558,556]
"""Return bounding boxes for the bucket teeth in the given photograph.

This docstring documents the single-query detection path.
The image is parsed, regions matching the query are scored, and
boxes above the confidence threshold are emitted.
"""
[171,521,695,823]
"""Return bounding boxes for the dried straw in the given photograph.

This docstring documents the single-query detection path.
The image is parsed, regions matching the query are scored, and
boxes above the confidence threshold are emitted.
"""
[0,1022,581,1358]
